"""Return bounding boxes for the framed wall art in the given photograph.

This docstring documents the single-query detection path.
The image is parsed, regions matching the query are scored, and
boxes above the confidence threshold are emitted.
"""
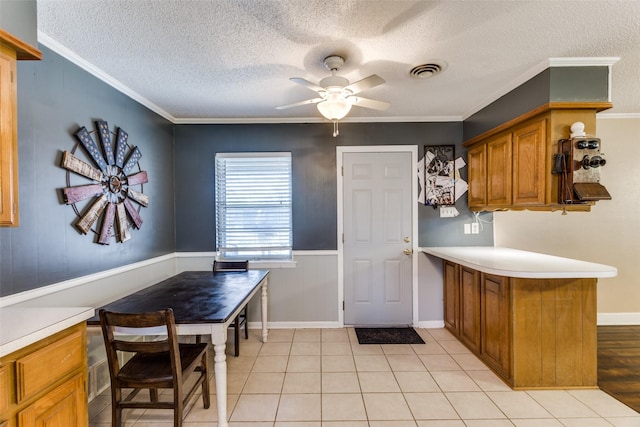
[60,120,149,245]
[423,145,455,207]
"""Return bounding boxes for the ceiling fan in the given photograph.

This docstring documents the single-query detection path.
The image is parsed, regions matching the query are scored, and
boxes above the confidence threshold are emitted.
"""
[276,55,390,136]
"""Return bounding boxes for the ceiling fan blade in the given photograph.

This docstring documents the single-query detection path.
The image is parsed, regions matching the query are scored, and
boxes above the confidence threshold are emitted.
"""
[276,98,323,110]
[347,96,391,111]
[290,77,325,93]
[344,74,385,94]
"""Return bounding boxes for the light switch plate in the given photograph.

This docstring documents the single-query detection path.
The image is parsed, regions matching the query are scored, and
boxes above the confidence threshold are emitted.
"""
[439,206,460,218]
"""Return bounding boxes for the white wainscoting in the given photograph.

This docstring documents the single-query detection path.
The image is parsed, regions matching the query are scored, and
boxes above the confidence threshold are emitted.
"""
[3,251,634,327]
[3,250,636,402]
[177,251,342,328]
[0,254,177,308]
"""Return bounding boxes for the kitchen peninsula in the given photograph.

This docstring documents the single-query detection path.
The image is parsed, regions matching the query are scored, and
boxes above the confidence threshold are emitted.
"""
[0,306,94,425]
[422,246,616,389]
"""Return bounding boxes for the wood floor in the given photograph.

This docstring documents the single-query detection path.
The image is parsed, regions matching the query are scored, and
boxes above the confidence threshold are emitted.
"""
[598,325,640,413]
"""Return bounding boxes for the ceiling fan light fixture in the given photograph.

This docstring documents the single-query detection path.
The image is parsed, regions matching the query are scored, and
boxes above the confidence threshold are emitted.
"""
[317,94,352,121]
[278,53,388,137]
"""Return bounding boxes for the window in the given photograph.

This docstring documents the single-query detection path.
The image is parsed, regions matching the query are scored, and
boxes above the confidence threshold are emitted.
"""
[215,152,292,260]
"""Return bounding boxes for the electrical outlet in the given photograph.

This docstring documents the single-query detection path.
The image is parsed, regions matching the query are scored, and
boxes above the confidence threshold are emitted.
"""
[471,222,479,234]
[464,223,471,234]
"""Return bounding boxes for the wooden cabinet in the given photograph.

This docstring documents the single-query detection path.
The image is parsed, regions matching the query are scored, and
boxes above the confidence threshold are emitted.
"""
[467,144,486,207]
[464,103,611,212]
[443,260,459,333]
[0,29,41,227]
[442,260,597,389]
[17,374,85,427]
[468,117,545,211]
[459,266,481,352]
[0,323,88,427]
[512,119,546,205]
[481,273,511,377]
[486,133,512,206]
[0,45,18,226]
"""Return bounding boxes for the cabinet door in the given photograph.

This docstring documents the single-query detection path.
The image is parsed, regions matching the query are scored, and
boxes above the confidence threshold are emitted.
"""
[512,119,546,205]
[0,363,10,416]
[443,261,459,334]
[467,144,486,208]
[487,133,512,206]
[459,266,481,352]
[0,45,19,226]
[481,274,511,377]
[18,374,86,427]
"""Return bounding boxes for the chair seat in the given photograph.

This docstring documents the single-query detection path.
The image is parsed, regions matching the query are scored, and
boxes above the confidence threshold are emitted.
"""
[118,343,208,386]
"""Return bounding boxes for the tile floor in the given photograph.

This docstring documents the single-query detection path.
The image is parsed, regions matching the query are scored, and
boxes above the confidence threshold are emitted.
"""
[89,327,640,426]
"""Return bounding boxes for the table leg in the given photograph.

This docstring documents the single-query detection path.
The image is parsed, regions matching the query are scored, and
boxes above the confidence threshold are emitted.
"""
[211,325,228,427]
[261,278,269,343]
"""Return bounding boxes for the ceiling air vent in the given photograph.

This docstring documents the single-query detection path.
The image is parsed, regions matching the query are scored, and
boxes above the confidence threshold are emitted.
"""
[409,61,447,79]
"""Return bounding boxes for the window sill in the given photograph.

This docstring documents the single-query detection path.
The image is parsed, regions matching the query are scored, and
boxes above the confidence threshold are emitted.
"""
[249,260,297,269]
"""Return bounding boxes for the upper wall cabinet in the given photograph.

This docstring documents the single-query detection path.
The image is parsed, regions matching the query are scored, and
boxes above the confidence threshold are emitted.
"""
[0,29,41,227]
[464,103,612,212]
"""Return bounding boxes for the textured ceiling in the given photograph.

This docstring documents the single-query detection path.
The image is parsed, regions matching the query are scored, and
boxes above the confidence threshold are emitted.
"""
[37,0,640,123]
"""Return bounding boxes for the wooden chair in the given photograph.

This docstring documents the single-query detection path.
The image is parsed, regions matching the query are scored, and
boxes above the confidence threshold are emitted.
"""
[196,260,249,356]
[99,308,209,427]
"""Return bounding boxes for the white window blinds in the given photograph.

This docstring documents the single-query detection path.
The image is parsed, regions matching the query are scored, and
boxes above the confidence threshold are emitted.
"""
[215,153,292,260]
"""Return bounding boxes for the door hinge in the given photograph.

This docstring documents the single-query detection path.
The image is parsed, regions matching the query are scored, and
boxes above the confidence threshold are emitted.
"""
[11,70,14,83]
[341,166,344,176]
[342,233,344,243]
[342,301,345,311]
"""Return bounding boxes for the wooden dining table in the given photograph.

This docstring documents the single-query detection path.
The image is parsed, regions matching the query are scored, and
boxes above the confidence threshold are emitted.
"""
[87,270,270,427]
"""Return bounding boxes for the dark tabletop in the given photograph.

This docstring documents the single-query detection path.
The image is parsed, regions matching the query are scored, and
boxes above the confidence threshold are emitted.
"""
[87,270,269,325]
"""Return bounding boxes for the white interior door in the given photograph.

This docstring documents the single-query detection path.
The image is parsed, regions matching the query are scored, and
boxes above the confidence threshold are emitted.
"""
[342,151,414,326]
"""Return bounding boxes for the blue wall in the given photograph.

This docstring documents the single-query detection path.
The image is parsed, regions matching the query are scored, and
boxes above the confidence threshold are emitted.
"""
[0,45,175,297]
[174,122,494,251]
[1,47,500,298]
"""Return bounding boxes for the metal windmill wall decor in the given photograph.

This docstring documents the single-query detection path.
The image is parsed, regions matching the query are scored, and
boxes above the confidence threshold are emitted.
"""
[60,120,149,244]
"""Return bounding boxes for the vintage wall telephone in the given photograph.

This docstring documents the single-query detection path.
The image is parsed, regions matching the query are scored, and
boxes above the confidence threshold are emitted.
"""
[553,121,611,204]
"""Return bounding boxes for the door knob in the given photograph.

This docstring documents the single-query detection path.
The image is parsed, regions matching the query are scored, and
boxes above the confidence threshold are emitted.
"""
[404,248,413,255]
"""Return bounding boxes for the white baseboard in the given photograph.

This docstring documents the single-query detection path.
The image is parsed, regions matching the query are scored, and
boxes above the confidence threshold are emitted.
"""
[248,321,446,330]
[415,320,445,329]
[248,321,342,329]
[597,312,640,325]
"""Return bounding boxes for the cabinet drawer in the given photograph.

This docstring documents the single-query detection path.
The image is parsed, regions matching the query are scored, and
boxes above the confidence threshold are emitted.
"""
[15,329,84,403]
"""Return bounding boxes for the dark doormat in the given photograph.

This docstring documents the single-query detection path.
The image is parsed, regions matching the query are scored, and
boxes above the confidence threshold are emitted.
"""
[354,327,425,345]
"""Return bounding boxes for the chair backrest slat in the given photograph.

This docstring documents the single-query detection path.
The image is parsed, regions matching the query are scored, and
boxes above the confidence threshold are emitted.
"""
[213,260,249,273]
[113,339,169,353]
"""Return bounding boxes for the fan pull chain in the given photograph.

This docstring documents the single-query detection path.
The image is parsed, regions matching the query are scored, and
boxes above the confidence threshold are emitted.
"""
[333,120,339,137]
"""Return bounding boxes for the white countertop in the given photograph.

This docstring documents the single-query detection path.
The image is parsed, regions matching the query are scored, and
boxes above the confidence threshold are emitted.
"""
[0,306,95,357]
[421,246,617,279]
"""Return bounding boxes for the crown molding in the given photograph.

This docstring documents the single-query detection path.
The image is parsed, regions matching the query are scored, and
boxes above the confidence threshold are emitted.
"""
[38,32,460,125]
[462,57,621,120]
[548,57,620,67]
[33,39,625,126]
[173,115,462,124]
[597,112,640,119]
[38,31,176,123]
